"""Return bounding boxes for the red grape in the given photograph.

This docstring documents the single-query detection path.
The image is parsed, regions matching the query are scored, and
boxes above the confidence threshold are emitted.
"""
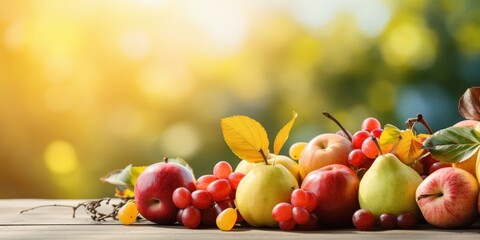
[352,130,371,149]
[298,213,318,231]
[191,190,213,209]
[272,202,294,222]
[348,149,367,167]
[371,129,383,138]
[181,206,201,229]
[279,218,296,231]
[397,212,416,229]
[379,213,396,230]
[352,209,375,231]
[172,187,192,209]
[361,117,381,132]
[213,161,232,179]
[196,175,217,190]
[362,137,380,159]
[227,172,245,189]
[236,209,245,223]
[305,191,317,212]
[213,198,235,215]
[359,157,375,170]
[292,207,310,225]
[291,189,308,208]
[229,189,236,201]
[428,162,451,175]
[177,209,183,225]
[207,179,232,202]
[419,153,438,175]
[200,207,217,227]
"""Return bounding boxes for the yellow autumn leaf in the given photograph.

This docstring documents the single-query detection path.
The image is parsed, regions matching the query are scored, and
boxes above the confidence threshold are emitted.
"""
[221,115,270,162]
[379,124,401,146]
[395,129,425,165]
[273,111,298,155]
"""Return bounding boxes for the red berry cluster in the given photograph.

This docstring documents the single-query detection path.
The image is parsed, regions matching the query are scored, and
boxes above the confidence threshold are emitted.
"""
[348,117,383,170]
[352,208,417,231]
[272,189,318,231]
[172,161,245,228]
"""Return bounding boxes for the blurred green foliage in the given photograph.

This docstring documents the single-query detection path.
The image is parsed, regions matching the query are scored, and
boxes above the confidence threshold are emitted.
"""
[0,0,479,198]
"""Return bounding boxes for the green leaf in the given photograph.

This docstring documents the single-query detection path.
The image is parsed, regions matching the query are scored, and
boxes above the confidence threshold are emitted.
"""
[422,127,480,163]
[167,157,195,177]
[100,164,146,188]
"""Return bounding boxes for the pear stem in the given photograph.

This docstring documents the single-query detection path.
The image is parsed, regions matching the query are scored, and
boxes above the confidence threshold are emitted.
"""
[322,111,352,141]
[417,192,443,201]
[163,157,169,163]
[259,148,269,165]
[371,136,383,156]
[406,114,433,134]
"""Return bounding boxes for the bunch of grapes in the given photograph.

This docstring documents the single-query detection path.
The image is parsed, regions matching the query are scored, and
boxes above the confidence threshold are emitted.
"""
[271,189,318,231]
[352,208,417,231]
[348,117,383,170]
[172,161,245,230]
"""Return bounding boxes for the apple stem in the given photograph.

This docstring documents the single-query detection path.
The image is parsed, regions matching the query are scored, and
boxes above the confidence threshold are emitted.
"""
[259,148,269,165]
[163,157,169,163]
[417,192,443,201]
[371,136,383,155]
[322,111,352,141]
[406,114,433,134]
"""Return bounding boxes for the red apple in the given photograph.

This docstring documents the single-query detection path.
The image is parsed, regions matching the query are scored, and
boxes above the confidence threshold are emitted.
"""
[416,167,479,228]
[301,164,360,227]
[299,133,353,180]
[134,158,196,224]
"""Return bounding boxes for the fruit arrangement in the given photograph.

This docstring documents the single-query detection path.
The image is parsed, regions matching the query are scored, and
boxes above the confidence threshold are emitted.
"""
[43,86,480,232]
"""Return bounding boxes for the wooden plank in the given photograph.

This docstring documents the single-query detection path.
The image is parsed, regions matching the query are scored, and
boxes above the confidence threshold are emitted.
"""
[1,199,480,239]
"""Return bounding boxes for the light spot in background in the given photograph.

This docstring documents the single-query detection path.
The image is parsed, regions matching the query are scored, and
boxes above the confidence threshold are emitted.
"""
[119,30,151,60]
[289,0,341,29]
[44,140,78,174]
[455,21,480,55]
[354,0,391,37]
[106,105,145,138]
[159,122,200,159]
[4,19,25,50]
[381,16,437,68]
[183,1,249,56]
[137,64,194,102]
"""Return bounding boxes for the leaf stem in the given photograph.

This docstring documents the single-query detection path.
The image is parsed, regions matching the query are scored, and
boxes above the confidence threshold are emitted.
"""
[322,111,352,141]
[259,148,269,165]
[406,114,433,134]
[371,136,383,156]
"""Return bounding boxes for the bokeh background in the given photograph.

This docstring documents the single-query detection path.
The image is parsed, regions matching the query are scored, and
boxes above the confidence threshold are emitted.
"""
[1,0,479,199]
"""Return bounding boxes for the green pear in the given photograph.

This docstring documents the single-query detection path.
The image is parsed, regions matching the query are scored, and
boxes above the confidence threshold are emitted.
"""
[235,163,298,228]
[358,153,423,218]
[235,154,301,184]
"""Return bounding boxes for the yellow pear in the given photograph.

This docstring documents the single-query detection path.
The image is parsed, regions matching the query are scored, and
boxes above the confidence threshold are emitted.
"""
[235,164,298,228]
[235,154,300,184]
[359,153,423,218]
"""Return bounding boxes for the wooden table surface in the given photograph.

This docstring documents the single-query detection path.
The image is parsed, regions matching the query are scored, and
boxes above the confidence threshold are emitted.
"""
[1,199,480,239]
